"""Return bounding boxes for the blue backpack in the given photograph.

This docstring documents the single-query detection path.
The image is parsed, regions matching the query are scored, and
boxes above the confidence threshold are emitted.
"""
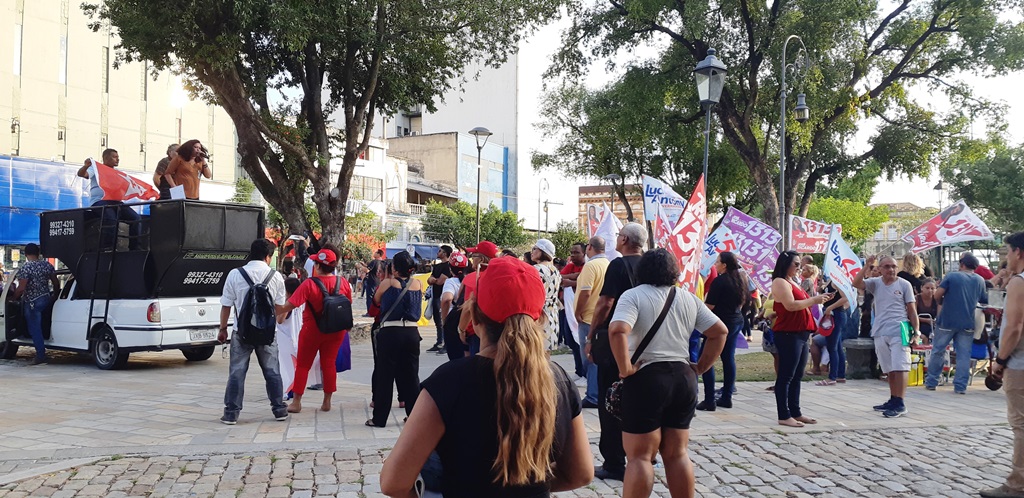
[236,269,277,346]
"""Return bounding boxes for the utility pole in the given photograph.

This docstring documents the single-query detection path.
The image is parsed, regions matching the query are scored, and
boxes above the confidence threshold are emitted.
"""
[544,199,564,234]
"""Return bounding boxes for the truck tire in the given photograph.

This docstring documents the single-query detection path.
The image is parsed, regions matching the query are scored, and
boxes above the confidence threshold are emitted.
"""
[92,328,129,370]
[182,346,215,362]
[0,341,18,360]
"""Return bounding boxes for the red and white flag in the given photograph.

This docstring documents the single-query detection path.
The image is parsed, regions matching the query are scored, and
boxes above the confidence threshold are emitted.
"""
[654,204,675,249]
[89,159,159,202]
[666,175,707,293]
[901,200,993,254]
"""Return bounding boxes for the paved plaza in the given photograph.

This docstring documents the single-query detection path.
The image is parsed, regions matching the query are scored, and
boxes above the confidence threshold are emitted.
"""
[0,328,1017,497]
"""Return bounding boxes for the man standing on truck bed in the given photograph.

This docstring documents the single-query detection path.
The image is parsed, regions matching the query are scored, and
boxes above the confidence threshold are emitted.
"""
[218,238,289,425]
[12,243,60,365]
[76,148,144,250]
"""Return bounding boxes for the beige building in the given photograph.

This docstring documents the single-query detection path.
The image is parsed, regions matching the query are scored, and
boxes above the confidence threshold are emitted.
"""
[578,184,645,232]
[0,0,239,198]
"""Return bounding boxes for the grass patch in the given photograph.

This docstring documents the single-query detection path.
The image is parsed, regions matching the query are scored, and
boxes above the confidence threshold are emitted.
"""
[718,352,830,382]
[109,454,123,461]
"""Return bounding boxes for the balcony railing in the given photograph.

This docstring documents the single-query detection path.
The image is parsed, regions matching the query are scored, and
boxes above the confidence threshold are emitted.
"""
[408,203,426,216]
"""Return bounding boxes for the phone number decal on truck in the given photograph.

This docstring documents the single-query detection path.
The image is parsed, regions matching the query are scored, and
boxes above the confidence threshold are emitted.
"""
[47,219,75,237]
[183,271,224,285]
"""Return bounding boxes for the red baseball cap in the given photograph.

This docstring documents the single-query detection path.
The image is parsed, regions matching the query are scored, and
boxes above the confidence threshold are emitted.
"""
[312,249,337,266]
[466,241,499,259]
[448,251,469,268]
[476,257,544,322]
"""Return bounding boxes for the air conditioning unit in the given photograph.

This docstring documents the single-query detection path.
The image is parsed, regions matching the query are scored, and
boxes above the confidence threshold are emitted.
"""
[410,131,418,136]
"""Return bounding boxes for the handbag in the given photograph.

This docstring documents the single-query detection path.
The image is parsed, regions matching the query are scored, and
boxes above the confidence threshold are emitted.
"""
[605,287,676,421]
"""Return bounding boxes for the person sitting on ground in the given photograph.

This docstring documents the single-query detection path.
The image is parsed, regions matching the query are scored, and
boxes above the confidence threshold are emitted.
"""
[164,139,211,200]
[380,257,594,497]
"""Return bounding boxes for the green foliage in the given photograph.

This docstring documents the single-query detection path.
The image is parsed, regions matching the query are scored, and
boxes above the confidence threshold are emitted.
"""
[421,200,527,250]
[548,221,587,260]
[944,144,1024,234]
[547,0,1024,228]
[806,197,889,248]
[85,0,565,243]
[229,177,258,205]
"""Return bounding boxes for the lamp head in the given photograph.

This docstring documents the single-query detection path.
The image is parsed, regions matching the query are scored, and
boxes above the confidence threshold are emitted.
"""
[468,126,493,149]
[794,93,810,123]
[693,48,728,107]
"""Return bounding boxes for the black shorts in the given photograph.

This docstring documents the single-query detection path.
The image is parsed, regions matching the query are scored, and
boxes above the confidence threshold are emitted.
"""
[620,361,697,434]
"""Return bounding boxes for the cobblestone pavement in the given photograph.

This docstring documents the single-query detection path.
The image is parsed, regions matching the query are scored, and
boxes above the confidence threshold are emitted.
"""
[0,425,1013,497]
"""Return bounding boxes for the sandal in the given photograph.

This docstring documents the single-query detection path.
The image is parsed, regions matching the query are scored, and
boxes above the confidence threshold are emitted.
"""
[794,416,818,424]
[815,380,836,386]
[778,418,804,428]
[766,385,775,392]
[365,419,385,428]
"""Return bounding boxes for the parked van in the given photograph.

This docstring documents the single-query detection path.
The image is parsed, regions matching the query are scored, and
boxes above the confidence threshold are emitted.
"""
[0,200,264,369]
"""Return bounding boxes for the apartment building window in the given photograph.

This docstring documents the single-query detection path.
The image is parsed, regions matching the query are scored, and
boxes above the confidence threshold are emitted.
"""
[351,175,383,202]
[58,35,68,84]
[13,24,23,76]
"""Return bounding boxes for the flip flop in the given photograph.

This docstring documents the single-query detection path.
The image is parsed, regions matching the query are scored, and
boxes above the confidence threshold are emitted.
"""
[815,380,836,386]
[778,418,804,428]
[795,416,818,424]
[365,419,385,428]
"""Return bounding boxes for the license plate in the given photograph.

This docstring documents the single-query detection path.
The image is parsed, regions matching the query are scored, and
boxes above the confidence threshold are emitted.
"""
[188,329,217,342]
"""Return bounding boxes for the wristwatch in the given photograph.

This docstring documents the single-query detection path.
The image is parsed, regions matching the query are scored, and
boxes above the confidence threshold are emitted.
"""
[997,356,1010,366]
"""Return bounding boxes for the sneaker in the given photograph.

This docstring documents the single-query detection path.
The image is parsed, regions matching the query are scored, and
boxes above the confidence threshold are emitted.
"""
[695,400,716,412]
[274,412,289,422]
[220,415,237,425]
[582,399,599,409]
[882,405,907,418]
[426,343,442,353]
[873,399,894,411]
[436,346,447,355]
[925,385,936,391]
[954,389,966,395]
[980,484,1024,498]
[29,356,50,366]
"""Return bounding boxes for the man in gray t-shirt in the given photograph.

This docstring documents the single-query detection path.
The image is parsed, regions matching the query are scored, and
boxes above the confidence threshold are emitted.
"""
[854,255,919,418]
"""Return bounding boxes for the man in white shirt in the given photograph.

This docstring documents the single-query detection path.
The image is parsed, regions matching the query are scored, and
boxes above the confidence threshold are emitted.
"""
[218,238,288,425]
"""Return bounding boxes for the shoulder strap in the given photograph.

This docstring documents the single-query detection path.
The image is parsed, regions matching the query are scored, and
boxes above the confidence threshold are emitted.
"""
[311,276,328,295]
[630,287,676,365]
[239,268,255,287]
[333,275,341,295]
[260,268,276,285]
[625,258,638,289]
[381,279,413,323]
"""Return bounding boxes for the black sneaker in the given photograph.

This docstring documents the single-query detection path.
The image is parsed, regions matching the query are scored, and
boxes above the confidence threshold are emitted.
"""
[695,400,716,411]
[308,384,323,391]
[29,356,50,366]
[883,405,907,418]
[220,415,238,425]
[436,346,447,355]
[273,412,289,422]
[872,399,894,411]
[426,343,442,353]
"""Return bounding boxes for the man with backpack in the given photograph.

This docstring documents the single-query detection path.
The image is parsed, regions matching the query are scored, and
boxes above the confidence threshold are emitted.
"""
[218,238,289,425]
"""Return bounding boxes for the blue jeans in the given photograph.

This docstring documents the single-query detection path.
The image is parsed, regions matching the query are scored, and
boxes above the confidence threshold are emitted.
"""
[826,310,848,380]
[774,331,810,420]
[701,320,742,402]
[92,200,141,250]
[224,333,287,418]
[23,294,51,360]
[926,327,975,392]
[578,322,598,404]
[559,309,584,377]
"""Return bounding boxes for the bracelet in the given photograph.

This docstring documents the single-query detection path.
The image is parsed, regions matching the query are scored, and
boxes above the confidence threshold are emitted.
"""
[997,356,1010,366]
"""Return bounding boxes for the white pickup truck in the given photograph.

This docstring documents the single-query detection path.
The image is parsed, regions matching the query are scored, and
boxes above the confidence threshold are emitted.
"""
[0,274,225,369]
[0,200,262,369]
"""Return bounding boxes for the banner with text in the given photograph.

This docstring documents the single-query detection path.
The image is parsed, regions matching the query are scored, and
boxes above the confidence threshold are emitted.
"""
[901,200,994,254]
[789,215,841,254]
[665,175,706,293]
[654,203,674,249]
[701,207,782,294]
[642,175,687,226]
[824,225,863,302]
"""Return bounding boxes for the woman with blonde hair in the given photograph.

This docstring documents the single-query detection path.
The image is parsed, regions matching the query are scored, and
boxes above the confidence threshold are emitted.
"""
[380,257,593,497]
[898,253,925,294]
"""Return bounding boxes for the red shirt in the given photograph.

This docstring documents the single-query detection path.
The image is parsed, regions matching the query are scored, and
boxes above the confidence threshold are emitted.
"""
[976,265,995,280]
[773,280,816,332]
[288,275,353,333]
[461,271,482,335]
[561,261,584,275]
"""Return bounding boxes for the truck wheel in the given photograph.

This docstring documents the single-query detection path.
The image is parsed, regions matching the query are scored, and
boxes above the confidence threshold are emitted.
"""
[0,341,18,360]
[182,346,215,362]
[92,329,129,370]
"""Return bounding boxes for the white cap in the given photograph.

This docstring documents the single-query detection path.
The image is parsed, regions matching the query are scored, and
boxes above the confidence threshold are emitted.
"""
[535,239,556,259]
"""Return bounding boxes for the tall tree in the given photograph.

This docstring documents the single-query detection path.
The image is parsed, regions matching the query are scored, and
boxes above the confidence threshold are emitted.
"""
[421,201,528,250]
[806,197,889,251]
[85,0,563,243]
[549,0,1023,230]
[943,142,1024,234]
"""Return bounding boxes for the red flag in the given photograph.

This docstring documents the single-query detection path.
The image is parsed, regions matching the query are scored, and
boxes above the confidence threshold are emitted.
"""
[666,175,707,293]
[654,204,674,249]
[901,200,993,254]
[89,160,159,202]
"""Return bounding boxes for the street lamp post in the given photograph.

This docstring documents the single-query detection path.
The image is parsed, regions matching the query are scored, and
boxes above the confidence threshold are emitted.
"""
[468,126,492,244]
[602,173,621,218]
[778,35,811,250]
[693,48,728,185]
[538,178,549,233]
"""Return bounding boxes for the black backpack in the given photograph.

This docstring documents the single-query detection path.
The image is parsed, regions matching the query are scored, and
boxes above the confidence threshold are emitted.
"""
[311,277,353,334]
[236,269,278,346]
